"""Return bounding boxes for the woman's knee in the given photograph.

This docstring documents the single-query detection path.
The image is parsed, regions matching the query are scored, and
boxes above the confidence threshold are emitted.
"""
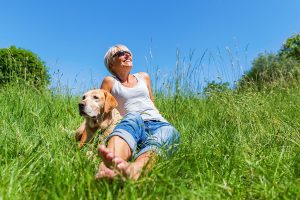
[161,126,180,145]
[143,126,180,158]
[110,112,145,151]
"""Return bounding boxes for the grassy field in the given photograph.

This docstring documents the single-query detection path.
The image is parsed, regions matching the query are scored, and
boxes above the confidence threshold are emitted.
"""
[0,83,300,199]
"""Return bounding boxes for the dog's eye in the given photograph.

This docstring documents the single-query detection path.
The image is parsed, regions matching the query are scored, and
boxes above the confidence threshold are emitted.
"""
[82,95,86,100]
[93,95,99,99]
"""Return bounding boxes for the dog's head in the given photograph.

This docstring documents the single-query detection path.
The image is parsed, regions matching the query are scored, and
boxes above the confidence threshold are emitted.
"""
[78,89,118,120]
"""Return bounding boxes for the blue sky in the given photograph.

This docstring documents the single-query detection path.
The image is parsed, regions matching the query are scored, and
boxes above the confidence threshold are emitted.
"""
[1,0,299,93]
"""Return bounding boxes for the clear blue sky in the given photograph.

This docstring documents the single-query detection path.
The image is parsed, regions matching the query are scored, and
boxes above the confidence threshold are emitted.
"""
[1,0,299,93]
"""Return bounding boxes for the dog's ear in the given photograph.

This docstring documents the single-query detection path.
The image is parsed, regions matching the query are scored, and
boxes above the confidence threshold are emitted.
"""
[103,91,118,113]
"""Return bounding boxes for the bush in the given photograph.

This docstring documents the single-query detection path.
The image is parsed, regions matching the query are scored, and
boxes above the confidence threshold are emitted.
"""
[204,81,230,97]
[279,33,300,61]
[237,53,300,90]
[0,46,50,88]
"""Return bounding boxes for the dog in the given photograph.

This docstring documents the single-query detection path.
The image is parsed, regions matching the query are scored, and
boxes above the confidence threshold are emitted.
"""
[75,89,122,148]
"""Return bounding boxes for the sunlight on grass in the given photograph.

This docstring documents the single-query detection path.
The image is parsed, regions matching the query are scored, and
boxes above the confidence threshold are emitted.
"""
[1,42,300,199]
[0,81,299,199]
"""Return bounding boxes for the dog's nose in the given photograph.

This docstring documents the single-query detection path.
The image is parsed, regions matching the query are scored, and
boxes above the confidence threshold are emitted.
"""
[78,103,85,111]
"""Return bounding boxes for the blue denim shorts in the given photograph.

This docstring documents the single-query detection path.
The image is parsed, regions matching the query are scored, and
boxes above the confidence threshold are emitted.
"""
[105,112,180,159]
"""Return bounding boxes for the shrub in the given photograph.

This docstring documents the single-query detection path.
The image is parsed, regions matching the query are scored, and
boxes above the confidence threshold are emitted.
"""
[237,53,300,90]
[0,46,50,88]
[279,33,300,61]
[204,81,230,97]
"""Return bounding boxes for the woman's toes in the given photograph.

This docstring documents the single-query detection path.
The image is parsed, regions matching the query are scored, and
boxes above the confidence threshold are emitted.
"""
[98,145,116,167]
[95,162,117,180]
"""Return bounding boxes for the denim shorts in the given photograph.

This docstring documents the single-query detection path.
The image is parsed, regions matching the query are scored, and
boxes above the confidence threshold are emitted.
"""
[105,112,180,159]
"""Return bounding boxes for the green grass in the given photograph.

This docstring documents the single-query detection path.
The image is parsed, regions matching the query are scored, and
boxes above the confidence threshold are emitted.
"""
[0,84,300,199]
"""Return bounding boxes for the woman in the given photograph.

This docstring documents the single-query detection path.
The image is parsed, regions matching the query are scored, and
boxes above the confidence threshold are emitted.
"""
[96,44,180,180]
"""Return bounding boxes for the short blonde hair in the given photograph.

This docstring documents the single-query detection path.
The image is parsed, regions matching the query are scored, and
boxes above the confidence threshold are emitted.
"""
[104,44,132,75]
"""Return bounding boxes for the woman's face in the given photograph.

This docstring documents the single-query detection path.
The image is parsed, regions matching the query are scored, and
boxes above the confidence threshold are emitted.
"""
[109,50,133,74]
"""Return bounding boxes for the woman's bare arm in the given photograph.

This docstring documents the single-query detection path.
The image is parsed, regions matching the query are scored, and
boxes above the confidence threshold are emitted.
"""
[100,76,115,92]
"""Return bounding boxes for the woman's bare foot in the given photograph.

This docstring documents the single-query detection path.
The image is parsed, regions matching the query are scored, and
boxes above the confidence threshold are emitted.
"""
[96,145,119,180]
[112,156,146,180]
[97,144,154,181]
[95,162,117,180]
[98,145,115,167]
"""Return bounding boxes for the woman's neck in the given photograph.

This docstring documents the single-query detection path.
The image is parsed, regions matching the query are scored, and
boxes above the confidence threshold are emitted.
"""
[115,73,138,87]
[116,72,130,83]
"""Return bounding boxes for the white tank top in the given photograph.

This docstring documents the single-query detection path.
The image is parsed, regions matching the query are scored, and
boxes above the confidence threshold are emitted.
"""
[111,73,167,122]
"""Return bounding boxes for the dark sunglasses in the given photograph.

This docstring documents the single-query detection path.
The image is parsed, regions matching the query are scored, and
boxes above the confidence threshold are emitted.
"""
[112,50,131,58]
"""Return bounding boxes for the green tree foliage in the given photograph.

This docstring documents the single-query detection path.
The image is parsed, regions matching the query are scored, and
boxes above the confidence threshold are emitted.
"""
[279,33,300,61]
[238,53,300,90]
[238,33,300,90]
[0,46,50,88]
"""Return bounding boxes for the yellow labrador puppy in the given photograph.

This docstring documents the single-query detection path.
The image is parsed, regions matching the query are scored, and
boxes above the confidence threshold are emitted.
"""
[75,89,122,148]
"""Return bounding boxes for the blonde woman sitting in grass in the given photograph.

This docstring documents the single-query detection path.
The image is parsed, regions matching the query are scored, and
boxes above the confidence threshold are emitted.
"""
[96,44,180,180]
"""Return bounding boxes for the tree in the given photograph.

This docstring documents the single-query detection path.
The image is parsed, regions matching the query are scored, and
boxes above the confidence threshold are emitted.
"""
[279,33,300,61]
[0,46,50,88]
[238,52,300,89]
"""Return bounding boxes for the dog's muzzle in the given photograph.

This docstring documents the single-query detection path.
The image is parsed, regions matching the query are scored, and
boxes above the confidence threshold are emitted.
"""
[78,103,85,116]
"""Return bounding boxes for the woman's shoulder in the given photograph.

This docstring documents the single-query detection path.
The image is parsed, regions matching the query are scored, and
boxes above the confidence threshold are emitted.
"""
[137,72,150,78]
[103,76,115,82]
[100,76,115,92]
[137,72,151,82]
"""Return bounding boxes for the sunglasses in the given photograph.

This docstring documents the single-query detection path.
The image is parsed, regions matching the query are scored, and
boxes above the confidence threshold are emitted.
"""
[112,50,131,58]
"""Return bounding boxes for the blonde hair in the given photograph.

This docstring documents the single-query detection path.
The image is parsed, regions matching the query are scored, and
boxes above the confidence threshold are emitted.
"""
[104,44,132,75]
